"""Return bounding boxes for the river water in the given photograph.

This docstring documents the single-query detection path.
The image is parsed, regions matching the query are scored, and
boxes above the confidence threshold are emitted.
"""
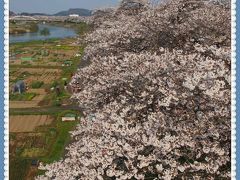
[10,24,77,43]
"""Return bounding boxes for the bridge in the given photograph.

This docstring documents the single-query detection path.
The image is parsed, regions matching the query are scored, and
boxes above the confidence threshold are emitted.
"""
[10,15,37,21]
[9,15,91,23]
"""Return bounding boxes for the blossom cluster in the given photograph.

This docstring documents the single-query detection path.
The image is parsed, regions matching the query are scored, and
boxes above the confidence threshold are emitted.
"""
[37,0,231,179]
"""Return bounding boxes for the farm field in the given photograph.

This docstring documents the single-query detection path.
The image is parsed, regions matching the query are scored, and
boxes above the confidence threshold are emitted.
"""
[9,21,89,180]
[10,68,62,86]
[10,89,46,108]
[10,115,53,132]
[9,37,83,108]
[9,111,80,180]
[10,38,80,67]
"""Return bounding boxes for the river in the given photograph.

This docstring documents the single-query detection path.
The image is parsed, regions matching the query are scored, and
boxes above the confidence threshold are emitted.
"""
[10,23,77,43]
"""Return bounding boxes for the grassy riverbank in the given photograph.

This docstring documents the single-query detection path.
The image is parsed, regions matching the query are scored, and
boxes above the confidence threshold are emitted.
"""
[10,21,39,34]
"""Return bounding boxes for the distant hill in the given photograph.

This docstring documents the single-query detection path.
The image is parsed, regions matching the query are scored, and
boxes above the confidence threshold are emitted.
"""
[54,8,92,16]
[20,12,49,16]
[9,11,16,16]
[10,8,92,17]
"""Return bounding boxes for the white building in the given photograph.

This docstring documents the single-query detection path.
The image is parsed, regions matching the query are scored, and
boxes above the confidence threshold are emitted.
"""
[61,113,77,122]
[62,117,76,121]
[69,14,79,17]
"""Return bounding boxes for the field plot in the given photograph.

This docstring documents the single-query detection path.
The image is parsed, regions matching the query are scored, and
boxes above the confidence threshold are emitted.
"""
[30,89,46,101]
[10,115,54,132]
[10,44,79,67]
[10,89,46,108]
[20,68,61,73]
[26,71,61,84]
[10,68,62,85]
[10,101,41,108]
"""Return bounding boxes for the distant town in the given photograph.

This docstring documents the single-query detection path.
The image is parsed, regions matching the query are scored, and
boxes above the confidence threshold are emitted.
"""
[9,8,94,23]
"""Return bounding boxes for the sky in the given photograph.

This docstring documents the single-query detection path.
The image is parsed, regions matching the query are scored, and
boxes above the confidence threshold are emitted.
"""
[10,0,120,14]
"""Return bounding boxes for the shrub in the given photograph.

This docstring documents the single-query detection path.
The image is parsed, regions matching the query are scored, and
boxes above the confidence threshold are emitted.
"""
[31,81,44,89]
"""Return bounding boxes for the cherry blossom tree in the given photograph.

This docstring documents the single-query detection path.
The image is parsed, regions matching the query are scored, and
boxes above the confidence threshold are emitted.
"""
[37,0,231,179]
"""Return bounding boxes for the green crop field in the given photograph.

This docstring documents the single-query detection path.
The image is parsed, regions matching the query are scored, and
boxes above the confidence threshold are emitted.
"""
[10,158,30,180]
[31,81,44,89]
[10,93,38,101]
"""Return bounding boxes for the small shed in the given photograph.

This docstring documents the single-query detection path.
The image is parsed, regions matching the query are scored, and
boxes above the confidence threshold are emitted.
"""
[62,113,77,122]
[12,80,25,94]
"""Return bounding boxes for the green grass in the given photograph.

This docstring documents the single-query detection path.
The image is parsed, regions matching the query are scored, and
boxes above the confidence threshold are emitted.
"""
[75,22,92,35]
[10,21,39,35]
[10,64,62,69]
[53,45,76,50]
[36,170,47,176]
[40,111,79,163]
[10,92,38,101]
[10,38,59,46]
[9,109,63,116]
[41,47,85,106]
[22,148,46,158]
[21,61,31,65]
[10,158,30,180]
[43,88,71,107]
[10,133,16,141]
[61,56,83,81]
[38,79,72,107]
[31,81,44,89]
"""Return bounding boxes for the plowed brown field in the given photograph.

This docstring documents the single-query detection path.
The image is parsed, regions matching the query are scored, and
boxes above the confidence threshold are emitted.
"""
[10,115,53,132]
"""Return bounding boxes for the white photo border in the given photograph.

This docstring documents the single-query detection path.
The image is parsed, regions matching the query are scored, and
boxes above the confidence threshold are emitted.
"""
[3,0,236,179]
[231,0,237,179]
[4,0,9,179]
